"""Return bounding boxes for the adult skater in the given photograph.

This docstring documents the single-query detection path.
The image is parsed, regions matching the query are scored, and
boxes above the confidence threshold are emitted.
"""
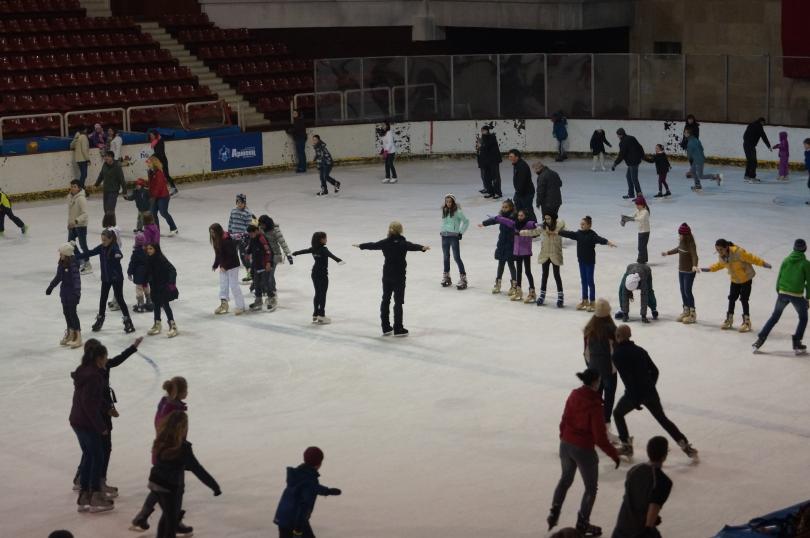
[620,195,650,263]
[612,325,698,460]
[616,264,658,323]
[312,134,341,195]
[477,125,502,198]
[0,187,27,237]
[146,243,179,338]
[662,223,699,324]
[293,232,344,324]
[508,149,535,221]
[547,368,620,537]
[534,160,562,219]
[701,239,771,332]
[684,128,722,192]
[557,216,616,312]
[287,110,308,173]
[584,298,620,437]
[551,111,568,161]
[66,180,90,273]
[440,194,470,290]
[753,239,810,355]
[611,436,673,538]
[258,215,294,311]
[149,129,178,195]
[612,128,645,199]
[354,221,430,336]
[147,156,178,236]
[274,446,342,538]
[680,114,699,178]
[209,223,245,315]
[742,117,772,182]
[520,211,565,307]
[479,199,517,295]
[70,128,91,189]
[381,122,398,183]
[590,128,611,171]
[46,242,83,348]
[94,151,127,218]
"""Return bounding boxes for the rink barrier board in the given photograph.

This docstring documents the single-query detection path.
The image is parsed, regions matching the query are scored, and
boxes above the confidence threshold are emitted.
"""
[2,119,808,200]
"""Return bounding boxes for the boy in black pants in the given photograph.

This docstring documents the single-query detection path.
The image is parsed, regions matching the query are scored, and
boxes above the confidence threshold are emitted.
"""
[0,188,27,236]
[124,179,151,232]
[354,221,430,337]
[246,224,272,311]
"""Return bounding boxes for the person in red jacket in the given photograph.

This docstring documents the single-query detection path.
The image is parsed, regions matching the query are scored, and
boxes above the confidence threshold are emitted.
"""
[548,368,621,537]
[147,156,178,236]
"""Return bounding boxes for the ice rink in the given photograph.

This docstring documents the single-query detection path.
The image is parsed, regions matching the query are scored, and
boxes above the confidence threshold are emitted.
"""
[1,157,809,537]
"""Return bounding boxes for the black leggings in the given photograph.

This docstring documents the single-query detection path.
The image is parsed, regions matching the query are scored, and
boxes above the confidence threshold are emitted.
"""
[613,394,687,445]
[496,259,516,281]
[515,255,534,288]
[312,274,328,317]
[155,489,182,538]
[541,260,563,292]
[153,300,174,322]
[100,280,130,318]
[63,303,81,331]
[728,280,752,316]
[0,206,25,232]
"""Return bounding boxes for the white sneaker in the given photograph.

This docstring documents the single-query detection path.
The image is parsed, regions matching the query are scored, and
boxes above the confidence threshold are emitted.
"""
[316,316,331,324]
[168,229,179,236]
[381,178,391,183]
[388,178,398,184]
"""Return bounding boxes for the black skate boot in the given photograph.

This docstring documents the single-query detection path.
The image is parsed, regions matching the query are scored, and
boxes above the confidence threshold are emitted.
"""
[133,297,145,313]
[91,314,105,332]
[536,289,546,306]
[652,309,659,320]
[394,327,409,337]
[617,437,634,459]
[176,510,194,537]
[678,439,699,460]
[123,317,135,334]
[576,516,603,537]
[793,336,808,356]
[752,337,765,353]
[556,291,564,308]
[129,507,153,531]
[144,297,154,312]
[249,297,263,311]
[440,272,452,287]
[547,505,561,531]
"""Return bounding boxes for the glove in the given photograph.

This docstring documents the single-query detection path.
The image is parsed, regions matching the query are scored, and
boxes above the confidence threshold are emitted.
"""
[700,268,710,273]
[287,255,294,265]
[338,260,346,266]
[45,287,53,296]
[763,263,772,269]
[213,489,222,497]
[328,488,342,496]
[613,457,621,469]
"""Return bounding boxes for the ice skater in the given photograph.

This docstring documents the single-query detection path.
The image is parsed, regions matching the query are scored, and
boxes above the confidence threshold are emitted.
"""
[551,111,568,161]
[145,243,179,338]
[612,128,645,199]
[494,208,537,302]
[142,212,160,246]
[547,368,620,537]
[149,129,178,195]
[742,117,772,182]
[354,221,430,336]
[612,325,698,460]
[128,233,153,314]
[381,122,398,183]
[293,232,344,324]
[753,239,809,355]
[557,216,616,312]
[439,194,470,290]
[680,114,700,178]
[477,125,502,198]
[147,156,178,236]
[701,239,771,332]
[312,134,341,195]
[772,131,790,181]
[258,215,294,312]
[684,128,722,192]
[209,223,245,316]
[228,193,255,282]
[520,211,565,307]
[661,223,698,324]
[643,144,672,197]
[616,264,658,323]
[508,149,535,221]
[590,128,611,171]
[46,242,83,348]
[246,224,272,312]
[94,150,127,218]
[0,187,27,237]
[478,199,517,295]
[584,298,620,438]
[805,138,810,205]
[66,180,91,273]
[534,160,562,219]
[274,447,342,538]
[620,195,651,263]
[124,178,151,232]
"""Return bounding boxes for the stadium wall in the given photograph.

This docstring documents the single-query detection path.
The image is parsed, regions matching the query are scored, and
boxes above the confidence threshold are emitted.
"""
[2,119,808,197]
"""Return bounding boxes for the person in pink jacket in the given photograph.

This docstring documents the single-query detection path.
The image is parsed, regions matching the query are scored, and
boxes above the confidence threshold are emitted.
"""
[772,131,790,181]
[494,208,537,302]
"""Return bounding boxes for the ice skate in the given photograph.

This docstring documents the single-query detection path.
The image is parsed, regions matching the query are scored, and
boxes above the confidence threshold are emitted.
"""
[510,286,523,301]
[536,289,546,306]
[60,329,72,346]
[91,314,105,332]
[316,316,331,325]
[721,314,734,330]
[316,189,329,196]
[793,336,807,356]
[122,317,135,334]
[507,280,517,297]
[249,297,263,311]
[214,299,229,315]
[102,481,118,499]
[334,181,341,193]
[605,423,620,444]
[77,490,91,513]
[456,274,468,290]
[752,337,765,353]
[738,315,752,333]
[167,321,178,338]
[676,306,689,322]
[312,315,318,323]
[382,178,392,183]
[147,321,162,335]
[388,178,398,183]
[89,491,114,513]
[440,272,452,287]
[176,510,193,537]
[664,190,672,197]
[556,291,564,308]
[654,192,664,198]
[80,261,93,275]
[690,185,703,193]
[144,298,154,312]
[586,300,595,312]
[576,517,603,537]
[491,278,502,294]
[716,173,723,185]
[547,505,560,531]
[641,316,650,324]
[523,288,536,304]
[382,327,394,336]
[168,229,179,236]
[617,438,634,459]
[133,297,145,313]
[69,330,83,349]
[678,439,699,460]
[266,295,278,312]
[576,299,588,310]
[129,518,149,532]
[233,307,245,316]
[683,308,697,324]
[394,327,409,337]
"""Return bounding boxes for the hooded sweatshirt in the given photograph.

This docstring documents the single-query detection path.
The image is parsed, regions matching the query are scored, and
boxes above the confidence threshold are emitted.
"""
[69,364,107,433]
[67,189,88,228]
[48,258,81,305]
[274,464,337,530]
[708,245,767,284]
[775,251,810,298]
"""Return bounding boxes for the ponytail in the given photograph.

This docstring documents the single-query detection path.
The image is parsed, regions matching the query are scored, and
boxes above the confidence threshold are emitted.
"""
[163,376,188,400]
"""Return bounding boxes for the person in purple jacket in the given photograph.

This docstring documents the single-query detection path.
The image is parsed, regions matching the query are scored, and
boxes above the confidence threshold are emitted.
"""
[142,212,160,245]
[495,208,537,303]
[46,242,83,349]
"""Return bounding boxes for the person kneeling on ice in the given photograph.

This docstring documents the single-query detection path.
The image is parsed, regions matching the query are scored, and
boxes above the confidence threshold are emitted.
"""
[753,239,810,355]
[274,447,342,538]
[616,264,658,323]
[611,325,698,461]
[354,221,430,337]
[700,239,771,332]
[46,242,82,348]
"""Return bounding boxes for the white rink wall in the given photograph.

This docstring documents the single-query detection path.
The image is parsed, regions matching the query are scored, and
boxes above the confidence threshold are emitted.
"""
[2,119,808,195]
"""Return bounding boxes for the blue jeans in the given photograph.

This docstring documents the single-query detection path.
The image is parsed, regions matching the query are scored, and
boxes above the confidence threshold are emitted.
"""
[625,165,641,196]
[758,293,808,341]
[579,262,595,301]
[678,271,696,308]
[295,139,307,171]
[77,161,89,189]
[73,427,104,491]
[68,226,89,254]
[441,235,465,274]
[319,164,337,191]
[150,197,177,232]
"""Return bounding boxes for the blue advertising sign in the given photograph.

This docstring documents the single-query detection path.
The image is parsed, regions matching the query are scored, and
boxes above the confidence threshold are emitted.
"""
[210,132,263,171]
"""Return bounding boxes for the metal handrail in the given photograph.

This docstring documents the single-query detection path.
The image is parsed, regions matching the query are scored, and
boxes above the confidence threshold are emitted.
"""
[292,91,345,123]
[64,107,127,133]
[0,112,64,143]
[344,87,393,120]
[392,83,438,116]
[126,103,188,131]
[185,99,231,127]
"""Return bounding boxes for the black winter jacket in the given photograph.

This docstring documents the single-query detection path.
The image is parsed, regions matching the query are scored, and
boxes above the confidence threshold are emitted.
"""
[358,234,426,281]
[743,120,771,148]
[612,340,660,404]
[146,252,177,303]
[535,167,562,211]
[79,243,124,283]
[614,135,645,167]
[477,133,502,167]
[274,464,337,530]
[590,131,612,155]
[643,153,671,175]
[149,441,220,494]
[558,229,609,265]
[512,159,534,196]
[127,247,148,285]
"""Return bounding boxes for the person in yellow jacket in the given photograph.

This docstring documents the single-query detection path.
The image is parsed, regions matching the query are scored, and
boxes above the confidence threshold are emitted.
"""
[0,188,27,237]
[701,238,771,332]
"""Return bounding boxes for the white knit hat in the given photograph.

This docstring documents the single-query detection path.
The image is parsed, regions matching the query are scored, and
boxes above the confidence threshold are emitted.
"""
[625,273,641,291]
[58,242,75,257]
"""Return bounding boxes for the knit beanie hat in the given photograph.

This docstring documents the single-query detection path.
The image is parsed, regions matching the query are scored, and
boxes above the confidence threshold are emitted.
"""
[625,273,641,291]
[236,193,246,204]
[58,242,75,257]
[444,193,456,203]
[594,298,611,318]
[633,195,646,206]
[303,446,324,467]
[134,232,146,247]
[678,222,691,235]
[794,238,807,253]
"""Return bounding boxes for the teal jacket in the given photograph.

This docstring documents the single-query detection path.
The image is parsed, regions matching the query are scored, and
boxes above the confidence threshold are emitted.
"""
[686,137,705,167]
[441,209,469,236]
[776,251,810,298]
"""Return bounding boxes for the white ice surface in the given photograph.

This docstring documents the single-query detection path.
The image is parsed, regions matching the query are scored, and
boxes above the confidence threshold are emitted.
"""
[1,158,810,538]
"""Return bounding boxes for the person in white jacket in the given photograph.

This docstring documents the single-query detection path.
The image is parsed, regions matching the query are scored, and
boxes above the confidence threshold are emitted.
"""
[621,195,651,263]
[381,122,398,183]
[108,128,123,161]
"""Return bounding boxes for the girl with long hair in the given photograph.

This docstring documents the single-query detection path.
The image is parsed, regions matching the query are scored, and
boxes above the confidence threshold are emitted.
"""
[209,222,245,315]
[521,211,566,307]
[440,194,470,290]
[77,229,134,334]
[47,242,83,347]
[583,298,620,437]
[662,223,699,324]
[494,208,537,302]
[145,243,179,337]
[620,195,651,264]
[147,156,178,236]
[293,232,344,324]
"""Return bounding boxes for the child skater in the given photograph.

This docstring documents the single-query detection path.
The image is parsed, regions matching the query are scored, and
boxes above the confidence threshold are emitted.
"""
[246,224,272,312]
[494,208,537,302]
[354,221,430,337]
[772,131,790,181]
[440,194,470,290]
[643,144,672,197]
[101,212,123,312]
[127,232,153,313]
[0,186,27,237]
[312,134,341,195]
[274,447,342,538]
[142,212,160,246]
[589,128,611,171]
[46,242,83,348]
[478,199,517,296]
[293,232,344,324]
[620,195,651,264]
[77,229,135,334]
[700,239,771,332]
[804,138,810,205]
[209,223,245,316]
[258,215,294,312]
[557,216,616,312]
[145,243,179,338]
[520,211,565,307]
[661,223,698,324]
[125,179,151,232]
[228,193,254,282]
